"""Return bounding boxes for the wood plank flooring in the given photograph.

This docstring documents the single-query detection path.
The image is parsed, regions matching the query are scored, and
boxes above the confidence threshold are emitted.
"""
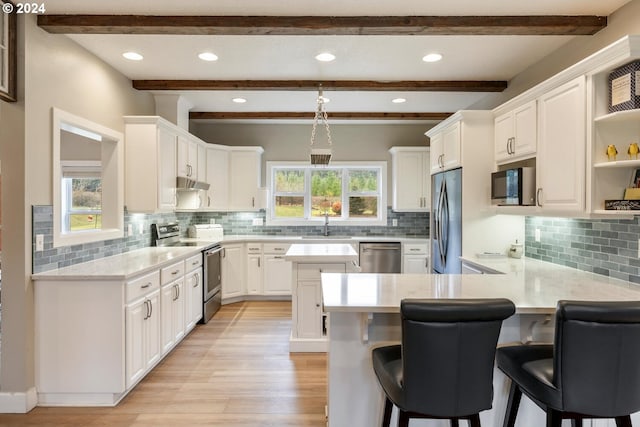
[0,301,328,427]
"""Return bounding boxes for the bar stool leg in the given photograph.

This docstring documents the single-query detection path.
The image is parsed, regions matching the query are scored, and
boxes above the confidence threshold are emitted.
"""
[469,413,481,427]
[381,397,392,427]
[615,415,632,427]
[398,410,410,427]
[450,419,459,427]
[571,418,583,427]
[503,381,522,427]
[546,409,562,427]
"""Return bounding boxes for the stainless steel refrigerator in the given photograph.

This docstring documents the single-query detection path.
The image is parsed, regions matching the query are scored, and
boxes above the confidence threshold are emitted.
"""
[431,167,462,274]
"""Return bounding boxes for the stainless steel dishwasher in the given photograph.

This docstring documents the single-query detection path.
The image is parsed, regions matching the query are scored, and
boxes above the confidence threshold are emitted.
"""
[359,242,402,273]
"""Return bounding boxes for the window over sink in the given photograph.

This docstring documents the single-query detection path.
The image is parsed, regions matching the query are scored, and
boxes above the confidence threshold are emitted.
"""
[266,162,386,226]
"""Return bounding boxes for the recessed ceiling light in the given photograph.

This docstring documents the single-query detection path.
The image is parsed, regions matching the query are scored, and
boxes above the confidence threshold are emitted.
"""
[422,53,443,63]
[315,52,336,62]
[122,51,143,61]
[392,98,407,104]
[198,52,219,61]
[232,97,247,104]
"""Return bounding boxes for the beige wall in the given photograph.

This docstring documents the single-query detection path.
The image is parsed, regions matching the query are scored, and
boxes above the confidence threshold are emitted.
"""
[0,15,154,397]
[473,0,640,109]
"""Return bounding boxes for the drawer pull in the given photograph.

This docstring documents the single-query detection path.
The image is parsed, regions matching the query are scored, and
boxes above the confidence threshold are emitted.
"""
[172,270,180,275]
[192,261,199,266]
[141,282,151,289]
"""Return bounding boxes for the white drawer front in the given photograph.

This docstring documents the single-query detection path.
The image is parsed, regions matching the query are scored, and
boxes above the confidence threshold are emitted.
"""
[126,270,160,303]
[161,261,185,285]
[403,243,428,255]
[263,243,291,254]
[297,263,346,280]
[185,254,202,272]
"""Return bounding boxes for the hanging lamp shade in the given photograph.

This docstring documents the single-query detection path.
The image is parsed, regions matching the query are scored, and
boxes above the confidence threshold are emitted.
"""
[309,86,332,165]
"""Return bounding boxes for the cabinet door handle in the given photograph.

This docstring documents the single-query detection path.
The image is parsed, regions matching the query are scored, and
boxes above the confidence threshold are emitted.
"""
[252,197,255,207]
[258,258,261,267]
[177,284,180,300]
[536,188,543,207]
[193,273,199,288]
[316,303,320,307]
[143,300,149,320]
[148,299,153,318]
[222,248,226,258]
[208,196,211,207]
[187,164,193,177]
[511,137,516,154]
[319,269,323,273]
[425,258,429,268]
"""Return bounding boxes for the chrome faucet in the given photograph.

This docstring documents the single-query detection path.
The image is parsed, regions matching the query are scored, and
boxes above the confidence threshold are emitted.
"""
[324,211,330,236]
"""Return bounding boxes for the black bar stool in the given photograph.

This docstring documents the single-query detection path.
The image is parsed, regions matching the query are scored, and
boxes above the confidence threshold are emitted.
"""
[497,300,640,427]
[372,298,516,427]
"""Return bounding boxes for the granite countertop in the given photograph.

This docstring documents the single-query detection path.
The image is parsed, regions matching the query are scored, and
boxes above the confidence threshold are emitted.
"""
[321,258,640,314]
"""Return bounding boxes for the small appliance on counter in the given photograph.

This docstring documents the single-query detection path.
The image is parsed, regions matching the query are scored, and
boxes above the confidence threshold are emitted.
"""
[509,240,524,259]
[188,224,224,241]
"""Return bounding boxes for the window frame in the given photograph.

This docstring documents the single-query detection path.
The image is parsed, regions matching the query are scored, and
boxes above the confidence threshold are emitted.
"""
[61,161,103,234]
[266,161,387,226]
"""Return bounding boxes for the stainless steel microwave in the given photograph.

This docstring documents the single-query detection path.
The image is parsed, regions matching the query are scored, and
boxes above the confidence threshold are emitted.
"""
[491,167,536,206]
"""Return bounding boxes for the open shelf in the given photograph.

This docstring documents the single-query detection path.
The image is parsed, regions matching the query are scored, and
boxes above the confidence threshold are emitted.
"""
[594,109,640,124]
[594,159,640,168]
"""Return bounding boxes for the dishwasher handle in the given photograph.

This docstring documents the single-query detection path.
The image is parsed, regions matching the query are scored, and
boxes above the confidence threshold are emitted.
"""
[361,245,401,251]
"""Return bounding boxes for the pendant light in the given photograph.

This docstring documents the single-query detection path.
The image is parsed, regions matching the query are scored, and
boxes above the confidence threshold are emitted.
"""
[309,85,333,166]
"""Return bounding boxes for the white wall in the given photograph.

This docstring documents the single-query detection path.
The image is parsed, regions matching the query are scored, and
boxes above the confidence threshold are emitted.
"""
[0,15,154,403]
[473,0,640,110]
[191,121,433,200]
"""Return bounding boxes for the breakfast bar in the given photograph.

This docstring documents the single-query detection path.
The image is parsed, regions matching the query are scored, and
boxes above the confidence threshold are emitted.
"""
[321,258,640,427]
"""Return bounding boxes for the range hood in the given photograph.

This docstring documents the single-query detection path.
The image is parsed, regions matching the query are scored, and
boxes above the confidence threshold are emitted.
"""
[176,176,210,191]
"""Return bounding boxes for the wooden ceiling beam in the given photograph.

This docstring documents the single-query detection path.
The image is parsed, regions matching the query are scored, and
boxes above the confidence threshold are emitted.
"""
[189,111,453,121]
[37,15,607,36]
[134,80,507,92]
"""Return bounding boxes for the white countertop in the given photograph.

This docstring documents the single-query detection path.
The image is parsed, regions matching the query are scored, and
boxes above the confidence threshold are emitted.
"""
[284,243,359,263]
[32,246,207,281]
[321,257,640,314]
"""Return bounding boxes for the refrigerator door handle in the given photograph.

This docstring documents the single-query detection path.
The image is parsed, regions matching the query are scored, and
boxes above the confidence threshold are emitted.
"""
[437,179,447,267]
[440,179,449,267]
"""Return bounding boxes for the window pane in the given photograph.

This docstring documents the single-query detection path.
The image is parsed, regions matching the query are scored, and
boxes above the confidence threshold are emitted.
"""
[275,196,304,218]
[275,169,305,193]
[70,214,102,231]
[349,170,378,192]
[72,178,102,210]
[311,170,342,217]
[349,196,378,218]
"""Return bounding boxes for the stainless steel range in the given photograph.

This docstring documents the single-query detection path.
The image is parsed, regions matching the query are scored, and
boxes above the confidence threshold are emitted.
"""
[151,222,222,323]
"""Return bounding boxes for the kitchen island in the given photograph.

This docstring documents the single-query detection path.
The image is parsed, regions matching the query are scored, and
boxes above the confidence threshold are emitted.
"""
[321,258,640,427]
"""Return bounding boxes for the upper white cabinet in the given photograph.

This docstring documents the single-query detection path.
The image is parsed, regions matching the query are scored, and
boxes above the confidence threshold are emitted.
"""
[537,76,586,214]
[494,100,537,164]
[389,147,431,211]
[228,147,264,211]
[204,145,230,211]
[124,116,177,212]
[177,135,199,178]
[429,121,461,173]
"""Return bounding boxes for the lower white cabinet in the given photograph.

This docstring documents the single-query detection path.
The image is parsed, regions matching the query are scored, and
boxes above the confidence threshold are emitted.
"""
[402,243,430,273]
[161,278,185,355]
[185,268,203,332]
[126,289,161,389]
[221,243,246,299]
[291,263,346,351]
[263,254,293,295]
[246,244,263,295]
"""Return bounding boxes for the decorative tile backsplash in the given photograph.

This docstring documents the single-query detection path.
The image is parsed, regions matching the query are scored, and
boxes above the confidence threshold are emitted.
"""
[32,206,428,273]
[525,216,640,284]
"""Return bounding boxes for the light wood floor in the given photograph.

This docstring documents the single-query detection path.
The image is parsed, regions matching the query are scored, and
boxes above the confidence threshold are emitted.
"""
[0,301,328,427]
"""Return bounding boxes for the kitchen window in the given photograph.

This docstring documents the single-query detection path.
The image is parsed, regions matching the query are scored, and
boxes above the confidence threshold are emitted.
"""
[267,162,387,226]
[61,161,103,233]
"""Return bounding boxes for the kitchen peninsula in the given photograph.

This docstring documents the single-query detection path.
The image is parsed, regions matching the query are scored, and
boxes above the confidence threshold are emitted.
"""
[322,258,640,427]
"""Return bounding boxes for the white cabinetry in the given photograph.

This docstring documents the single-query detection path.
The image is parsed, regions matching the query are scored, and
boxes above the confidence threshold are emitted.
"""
[402,243,429,273]
[430,121,461,173]
[246,243,263,295]
[229,147,264,211]
[494,100,537,164]
[185,254,203,332]
[197,142,207,182]
[537,76,586,214]
[389,147,430,211]
[124,116,177,212]
[204,145,230,210]
[221,243,246,300]
[263,243,293,295]
[125,271,161,389]
[160,261,185,355]
[293,263,345,346]
[177,135,199,179]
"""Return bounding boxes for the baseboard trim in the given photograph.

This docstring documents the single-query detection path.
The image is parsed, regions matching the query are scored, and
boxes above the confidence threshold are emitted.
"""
[0,387,38,413]
[289,335,328,353]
